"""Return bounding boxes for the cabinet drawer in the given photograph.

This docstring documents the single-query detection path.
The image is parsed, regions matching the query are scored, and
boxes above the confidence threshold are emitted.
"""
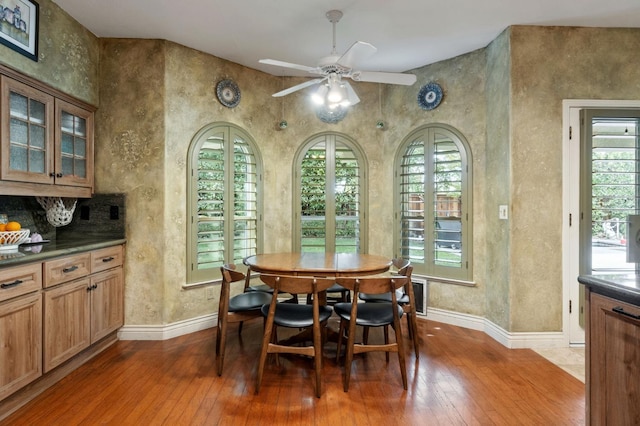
[43,253,91,288]
[91,245,123,274]
[0,263,42,302]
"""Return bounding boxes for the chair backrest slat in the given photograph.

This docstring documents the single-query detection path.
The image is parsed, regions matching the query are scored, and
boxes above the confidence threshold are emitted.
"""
[259,274,335,295]
[336,276,409,295]
[392,258,411,274]
[221,263,246,283]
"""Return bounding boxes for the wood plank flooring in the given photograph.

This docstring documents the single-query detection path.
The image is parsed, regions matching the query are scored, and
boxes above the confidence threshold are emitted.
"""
[0,318,585,425]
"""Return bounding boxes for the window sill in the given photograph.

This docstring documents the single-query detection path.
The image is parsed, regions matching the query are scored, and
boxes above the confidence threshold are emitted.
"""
[183,278,221,290]
[417,274,476,287]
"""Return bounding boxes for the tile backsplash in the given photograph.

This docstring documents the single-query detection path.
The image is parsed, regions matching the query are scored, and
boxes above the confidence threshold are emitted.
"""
[0,193,126,241]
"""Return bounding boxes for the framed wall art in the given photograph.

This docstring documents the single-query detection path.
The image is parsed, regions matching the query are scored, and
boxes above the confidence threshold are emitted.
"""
[0,0,39,61]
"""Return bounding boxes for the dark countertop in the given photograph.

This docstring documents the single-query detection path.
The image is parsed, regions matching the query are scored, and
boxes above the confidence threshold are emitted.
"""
[578,273,640,306]
[0,236,126,268]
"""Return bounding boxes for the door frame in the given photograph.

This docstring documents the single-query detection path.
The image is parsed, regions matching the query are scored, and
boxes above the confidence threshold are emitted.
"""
[562,99,640,346]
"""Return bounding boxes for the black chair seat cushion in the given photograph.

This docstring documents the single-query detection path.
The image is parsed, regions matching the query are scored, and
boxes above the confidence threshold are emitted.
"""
[334,302,403,327]
[229,291,272,312]
[359,292,409,304]
[327,283,349,293]
[261,303,333,328]
[246,284,274,294]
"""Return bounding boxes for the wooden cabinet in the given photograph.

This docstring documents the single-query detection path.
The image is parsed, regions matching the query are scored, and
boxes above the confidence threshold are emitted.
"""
[0,264,42,401]
[586,289,640,425]
[43,245,124,372]
[54,99,94,189]
[0,76,54,185]
[0,68,95,197]
[91,268,124,343]
[43,277,90,372]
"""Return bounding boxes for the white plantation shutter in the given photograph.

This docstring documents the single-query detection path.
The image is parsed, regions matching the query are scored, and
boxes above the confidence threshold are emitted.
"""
[188,124,262,283]
[396,125,472,280]
[296,133,367,253]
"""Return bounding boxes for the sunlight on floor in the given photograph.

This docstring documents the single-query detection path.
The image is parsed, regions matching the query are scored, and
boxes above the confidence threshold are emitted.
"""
[533,347,585,383]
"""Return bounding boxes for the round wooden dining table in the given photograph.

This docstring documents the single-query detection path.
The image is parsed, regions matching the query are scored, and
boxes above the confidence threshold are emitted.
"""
[243,252,392,277]
[243,252,393,347]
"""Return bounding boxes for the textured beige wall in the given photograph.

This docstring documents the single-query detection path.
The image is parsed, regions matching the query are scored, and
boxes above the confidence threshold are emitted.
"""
[93,38,489,325]
[507,26,640,332]
[484,29,512,329]
[95,39,167,324]
[0,0,99,105]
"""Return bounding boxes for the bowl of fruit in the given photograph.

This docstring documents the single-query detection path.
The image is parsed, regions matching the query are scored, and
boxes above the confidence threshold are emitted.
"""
[0,221,30,251]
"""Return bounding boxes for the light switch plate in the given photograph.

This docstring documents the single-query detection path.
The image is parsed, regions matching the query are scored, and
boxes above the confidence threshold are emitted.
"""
[499,205,508,220]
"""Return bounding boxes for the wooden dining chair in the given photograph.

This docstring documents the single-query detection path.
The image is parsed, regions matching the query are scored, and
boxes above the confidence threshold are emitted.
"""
[255,274,335,398]
[359,259,420,357]
[215,264,272,376]
[243,261,300,304]
[334,275,410,391]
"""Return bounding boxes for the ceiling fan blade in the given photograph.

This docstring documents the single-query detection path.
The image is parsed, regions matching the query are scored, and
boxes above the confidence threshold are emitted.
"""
[259,59,317,73]
[272,78,326,97]
[336,41,377,69]
[350,70,417,86]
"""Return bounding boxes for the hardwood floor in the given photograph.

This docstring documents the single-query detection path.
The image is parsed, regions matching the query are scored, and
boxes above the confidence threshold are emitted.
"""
[1,317,585,425]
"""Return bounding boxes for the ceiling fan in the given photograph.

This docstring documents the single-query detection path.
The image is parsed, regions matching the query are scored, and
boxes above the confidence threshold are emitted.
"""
[259,10,417,108]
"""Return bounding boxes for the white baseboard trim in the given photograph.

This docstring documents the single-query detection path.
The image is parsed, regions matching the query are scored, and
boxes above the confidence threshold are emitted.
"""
[426,307,568,349]
[118,313,218,341]
[425,307,485,331]
[117,308,568,349]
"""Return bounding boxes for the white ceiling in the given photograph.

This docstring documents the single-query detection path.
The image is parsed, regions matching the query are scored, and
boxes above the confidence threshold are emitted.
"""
[53,0,640,77]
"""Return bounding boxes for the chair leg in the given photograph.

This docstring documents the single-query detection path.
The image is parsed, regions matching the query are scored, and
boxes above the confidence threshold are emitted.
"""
[313,314,323,398]
[409,312,420,358]
[394,320,408,390]
[256,313,275,394]
[215,316,228,376]
[238,320,244,336]
[343,318,358,392]
[336,318,346,363]
[384,325,390,363]
[362,326,369,345]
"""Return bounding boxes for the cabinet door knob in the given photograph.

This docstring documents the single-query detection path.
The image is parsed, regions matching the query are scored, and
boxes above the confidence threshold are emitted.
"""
[56,173,63,178]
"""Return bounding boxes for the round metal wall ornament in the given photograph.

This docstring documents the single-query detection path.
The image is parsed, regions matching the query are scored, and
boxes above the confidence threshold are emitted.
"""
[216,79,241,108]
[315,104,348,123]
[417,82,443,110]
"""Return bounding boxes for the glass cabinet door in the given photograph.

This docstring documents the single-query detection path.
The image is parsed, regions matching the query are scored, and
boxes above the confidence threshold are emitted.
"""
[1,76,55,184]
[55,99,94,188]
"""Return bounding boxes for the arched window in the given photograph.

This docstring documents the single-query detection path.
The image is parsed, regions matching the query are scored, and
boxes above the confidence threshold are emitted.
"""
[293,133,368,253]
[187,123,262,283]
[395,124,472,280]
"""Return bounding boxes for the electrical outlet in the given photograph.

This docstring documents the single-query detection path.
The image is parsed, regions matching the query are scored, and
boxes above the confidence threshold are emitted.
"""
[206,286,216,300]
[80,205,90,220]
[110,205,119,220]
[499,205,508,220]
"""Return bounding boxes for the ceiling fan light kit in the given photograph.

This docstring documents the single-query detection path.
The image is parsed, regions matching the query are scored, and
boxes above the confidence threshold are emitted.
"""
[259,9,416,119]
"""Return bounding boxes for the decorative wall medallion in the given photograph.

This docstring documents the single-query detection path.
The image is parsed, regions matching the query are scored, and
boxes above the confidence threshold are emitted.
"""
[316,105,347,123]
[216,79,241,108]
[417,82,443,110]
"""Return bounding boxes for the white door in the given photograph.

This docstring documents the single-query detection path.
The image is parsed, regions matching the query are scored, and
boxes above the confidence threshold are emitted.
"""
[564,101,640,345]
